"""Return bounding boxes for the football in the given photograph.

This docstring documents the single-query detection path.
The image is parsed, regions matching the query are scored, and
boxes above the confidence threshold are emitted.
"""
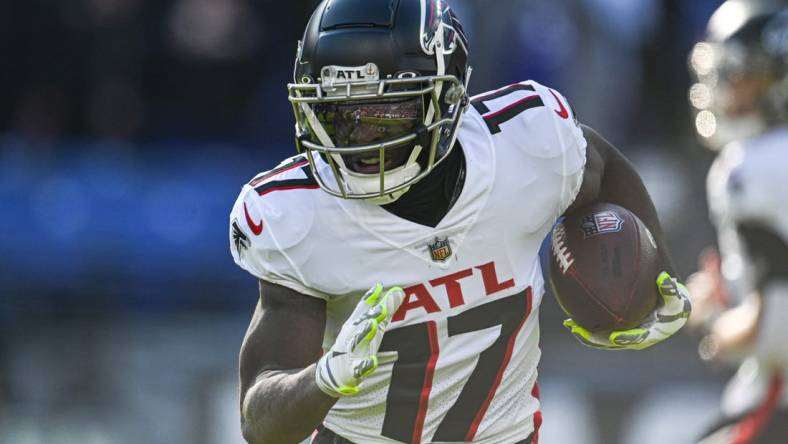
[549,203,662,332]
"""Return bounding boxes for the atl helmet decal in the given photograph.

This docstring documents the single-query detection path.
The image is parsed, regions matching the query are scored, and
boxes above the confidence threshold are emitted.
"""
[580,211,625,239]
[320,63,380,89]
[428,236,453,262]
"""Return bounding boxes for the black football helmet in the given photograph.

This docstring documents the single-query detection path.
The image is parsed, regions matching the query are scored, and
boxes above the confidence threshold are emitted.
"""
[689,0,788,149]
[288,0,471,203]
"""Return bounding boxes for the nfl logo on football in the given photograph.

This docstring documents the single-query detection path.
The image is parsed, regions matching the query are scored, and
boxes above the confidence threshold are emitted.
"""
[580,211,624,238]
[428,237,453,262]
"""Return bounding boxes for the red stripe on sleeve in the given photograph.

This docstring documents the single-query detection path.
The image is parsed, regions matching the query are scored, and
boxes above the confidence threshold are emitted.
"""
[483,95,541,121]
[250,160,309,187]
[471,82,532,102]
[258,184,320,196]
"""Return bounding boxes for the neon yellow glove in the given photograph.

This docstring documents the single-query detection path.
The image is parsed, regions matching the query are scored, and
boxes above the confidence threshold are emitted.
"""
[316,284,405,397]
[563,272,692,350]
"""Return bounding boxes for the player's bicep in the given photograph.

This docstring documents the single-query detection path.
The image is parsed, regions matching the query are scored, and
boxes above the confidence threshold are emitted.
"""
[239,280,326,396]
[564,125,606,215]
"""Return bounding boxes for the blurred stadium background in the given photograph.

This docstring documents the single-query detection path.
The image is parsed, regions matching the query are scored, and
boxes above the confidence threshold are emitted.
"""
[0,0,733,443]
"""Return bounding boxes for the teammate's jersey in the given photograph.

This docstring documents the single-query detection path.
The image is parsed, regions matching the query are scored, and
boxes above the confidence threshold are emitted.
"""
[229,81,586,443]
[707,126,788,415]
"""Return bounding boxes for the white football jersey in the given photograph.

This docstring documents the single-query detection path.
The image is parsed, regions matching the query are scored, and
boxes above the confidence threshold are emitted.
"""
[707,126,788,414]
[230,81,586,443]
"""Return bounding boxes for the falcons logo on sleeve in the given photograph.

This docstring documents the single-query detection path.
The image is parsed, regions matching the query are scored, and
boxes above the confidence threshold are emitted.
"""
[232,220,250,255]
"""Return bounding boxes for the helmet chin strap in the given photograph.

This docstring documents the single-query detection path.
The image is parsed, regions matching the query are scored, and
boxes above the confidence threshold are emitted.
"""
[301,103,335,148]
[336,144,425,205]
[365,187,412,205]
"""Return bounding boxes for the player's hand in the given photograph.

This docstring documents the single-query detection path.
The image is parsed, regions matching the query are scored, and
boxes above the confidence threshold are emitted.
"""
[686,247,728,330]
[316,284,405,397]
[563,272,692,350]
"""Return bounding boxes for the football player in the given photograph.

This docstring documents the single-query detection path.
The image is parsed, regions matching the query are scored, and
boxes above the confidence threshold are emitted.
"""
[230,1,690,443]
[687,1,788,442]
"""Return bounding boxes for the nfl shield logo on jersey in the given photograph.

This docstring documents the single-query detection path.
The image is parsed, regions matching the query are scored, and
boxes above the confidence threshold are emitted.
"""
[580,211,624,238]
[428,237,453,262]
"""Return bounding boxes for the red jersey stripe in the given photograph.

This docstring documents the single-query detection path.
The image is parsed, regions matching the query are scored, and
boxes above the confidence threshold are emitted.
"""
[258,183,320,197]
[465,288,533,441]
[731,374,784,444]
[483,95,542,121]
[412,321,440,444]
[250,160,309,187]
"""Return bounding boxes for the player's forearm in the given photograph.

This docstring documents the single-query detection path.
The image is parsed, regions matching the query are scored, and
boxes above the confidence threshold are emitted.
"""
[597,148,677,277]
[241,364,337,444]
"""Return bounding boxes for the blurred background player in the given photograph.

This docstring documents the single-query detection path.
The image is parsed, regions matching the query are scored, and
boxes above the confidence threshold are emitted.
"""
[687,0,788,442]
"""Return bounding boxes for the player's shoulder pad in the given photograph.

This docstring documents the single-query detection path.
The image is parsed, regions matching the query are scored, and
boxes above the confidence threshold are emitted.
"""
[229,155,319,257]
[469,80,586,174]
